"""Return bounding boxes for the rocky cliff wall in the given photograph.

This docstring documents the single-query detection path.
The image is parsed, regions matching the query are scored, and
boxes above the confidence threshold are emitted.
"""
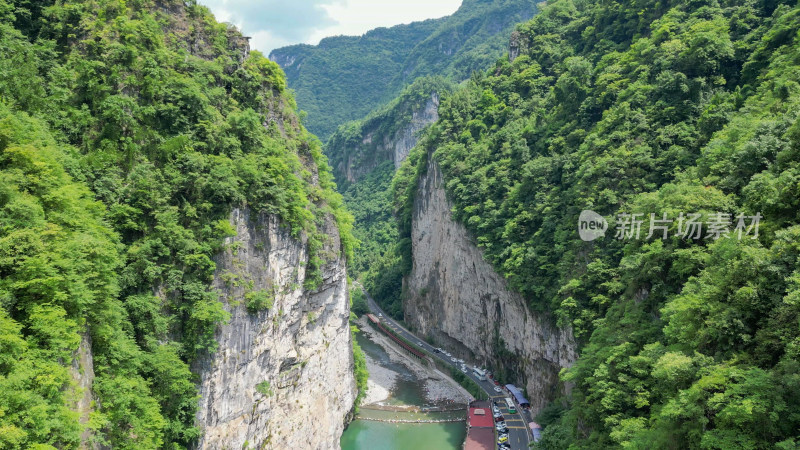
[338,93,439,184]
[404,158,576,414]
[196,207,355,449]
[69,334,96,449]
[391,93,439,169]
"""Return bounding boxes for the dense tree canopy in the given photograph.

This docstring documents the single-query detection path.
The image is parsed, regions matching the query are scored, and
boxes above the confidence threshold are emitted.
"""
[392,0,800,446]
[0,0,352,447]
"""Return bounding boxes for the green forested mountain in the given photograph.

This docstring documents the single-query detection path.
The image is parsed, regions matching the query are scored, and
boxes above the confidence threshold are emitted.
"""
[0,0,352,447]
[5,0,800,446]
[392,0,800,446]
[269,0,539,141]
[327,77,453,189]
[329,77,452,317]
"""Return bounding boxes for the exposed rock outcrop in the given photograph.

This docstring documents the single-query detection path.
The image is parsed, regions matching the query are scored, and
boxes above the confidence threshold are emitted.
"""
[196,208,355,449]
[509,30,528,62]
[335,93,440,185]
[392,94,439,169]
[403,158,577,414]
[69,334,96,449]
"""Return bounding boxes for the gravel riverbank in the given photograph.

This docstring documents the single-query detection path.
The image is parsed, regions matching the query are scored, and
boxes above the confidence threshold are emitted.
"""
[356,317,471,407]
[361,352,396,405]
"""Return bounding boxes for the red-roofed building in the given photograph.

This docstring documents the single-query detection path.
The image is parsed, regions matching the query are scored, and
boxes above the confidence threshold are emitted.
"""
[465,400,494,449]
[464,427,494,450]
[468,406,494,428]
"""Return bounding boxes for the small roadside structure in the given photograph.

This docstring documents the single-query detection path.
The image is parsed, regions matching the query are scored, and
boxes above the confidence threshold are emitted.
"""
[468,404,494,428]
[530,422,543,442]
[504,384,530,408]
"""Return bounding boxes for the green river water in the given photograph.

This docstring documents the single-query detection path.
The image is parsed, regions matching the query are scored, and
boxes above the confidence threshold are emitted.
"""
[340,420,466,450]
[340,332,467,450]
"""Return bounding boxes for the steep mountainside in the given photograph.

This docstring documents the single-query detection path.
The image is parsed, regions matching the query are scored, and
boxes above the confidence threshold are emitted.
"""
[327,78,451,317]
[392,0,800,447]
[405,157,576,412]
[0,0,357,448]
[196,209,354,448]
[269,0,539,141]
[327,77,451,189]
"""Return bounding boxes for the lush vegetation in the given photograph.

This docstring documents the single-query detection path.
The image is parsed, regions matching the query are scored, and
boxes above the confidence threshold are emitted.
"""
[270,0,539,141]
[447,366,488,401]
[349,162,405,318]
[329,78,452,318]
[327,77,453,191]
[348,283,369,411]
[350,325,369,412]
[255,381,274,397]
[0,0,352,447]
[390,0,800,446]
[350,286,369,317]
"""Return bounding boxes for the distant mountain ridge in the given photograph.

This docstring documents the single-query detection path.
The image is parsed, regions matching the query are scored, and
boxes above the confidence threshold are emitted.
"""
[270,0,538,141]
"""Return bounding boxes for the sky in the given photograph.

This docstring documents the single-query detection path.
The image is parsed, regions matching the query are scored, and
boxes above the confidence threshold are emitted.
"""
[200,0,463,55]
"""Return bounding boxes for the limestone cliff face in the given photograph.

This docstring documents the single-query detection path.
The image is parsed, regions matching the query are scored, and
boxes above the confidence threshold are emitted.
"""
[391,93,439,169]
[69,334,96,448]
[404,158,577,414]
[509,30,528,63]
[196,207,355,449]
[335,93,440,185]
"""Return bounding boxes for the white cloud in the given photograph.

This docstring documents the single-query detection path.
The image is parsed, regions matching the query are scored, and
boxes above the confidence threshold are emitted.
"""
[308,0,462,43]
[249,29,294,56]
[200,0,462,54]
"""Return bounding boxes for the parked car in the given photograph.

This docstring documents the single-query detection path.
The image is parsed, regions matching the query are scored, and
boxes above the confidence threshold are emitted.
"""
[498,443,511,449]
[494,415,504,422]
[497,435,508,443]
